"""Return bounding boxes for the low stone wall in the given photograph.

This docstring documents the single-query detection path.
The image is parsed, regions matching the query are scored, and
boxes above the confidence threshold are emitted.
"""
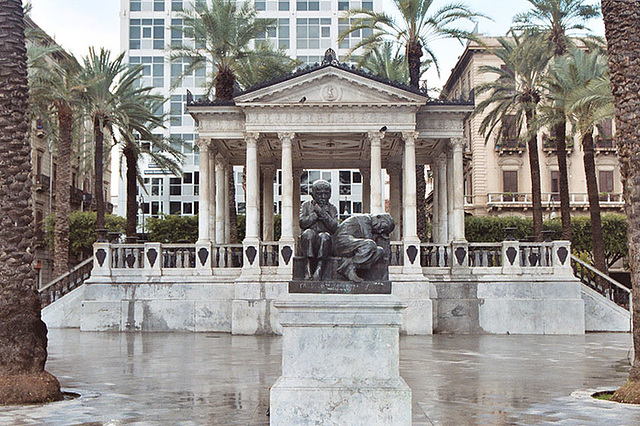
[433,275,585,335]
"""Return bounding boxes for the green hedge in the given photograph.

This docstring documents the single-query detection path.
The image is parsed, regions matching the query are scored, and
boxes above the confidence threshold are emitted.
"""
[44,211,126,259]
[143,213,281,243]
[464,214,627,267]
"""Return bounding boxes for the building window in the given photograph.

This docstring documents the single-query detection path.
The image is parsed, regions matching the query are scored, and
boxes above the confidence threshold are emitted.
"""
[151,201,162,217]
[297,18,331,50]
[169,177,182,196]
[129,56,164,87]
[171,0,182,11]
[599,170,614,194]
[170,57,206,88]
[279,0,290,10]
[296,0,319,11]
[338,18,371,49]
[257,18,290,50]
[550,170,559,201]
[129,18,164,50]
[183,202,193,215]
[170,201,181,215]
[502,170,518,201]
[151,177,163,196]
[130,1,142,11]
[296,55,321,65]
[170,94,197,127]
[596,118,614,148]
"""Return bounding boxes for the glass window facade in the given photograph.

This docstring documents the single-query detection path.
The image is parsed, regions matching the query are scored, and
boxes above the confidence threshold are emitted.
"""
[130,18,165,50]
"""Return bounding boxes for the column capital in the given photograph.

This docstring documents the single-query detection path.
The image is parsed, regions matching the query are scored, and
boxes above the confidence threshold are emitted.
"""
[278,132,295,143]
[437,152,447,162]
[195,137,210,150]
[367,130,385,145]
[450,137,466,150]
[245,132,260,144]
[401,131,419,145]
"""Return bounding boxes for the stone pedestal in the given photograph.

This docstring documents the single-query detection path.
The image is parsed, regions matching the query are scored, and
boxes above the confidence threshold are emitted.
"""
[270,294,411,425]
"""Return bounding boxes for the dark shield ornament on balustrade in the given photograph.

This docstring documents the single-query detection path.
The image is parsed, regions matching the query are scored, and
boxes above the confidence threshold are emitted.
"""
[125,253,136,268]
[528,252,538,266]
[96,249,107,267]
[557,247,568,265]
[246,246,257,265]
[506,247,517,265]
[406,245,418,264]
[198,247,209,266]
[147,248,158,267]
[455,247,467,266]
[281,246,293,265]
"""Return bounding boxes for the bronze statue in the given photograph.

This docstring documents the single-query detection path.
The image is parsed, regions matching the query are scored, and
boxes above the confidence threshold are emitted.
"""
[298,180,338,280]
[333,213,395,282]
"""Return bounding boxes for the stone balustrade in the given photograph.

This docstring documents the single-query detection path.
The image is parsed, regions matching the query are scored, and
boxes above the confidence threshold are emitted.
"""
[92,240,572,279]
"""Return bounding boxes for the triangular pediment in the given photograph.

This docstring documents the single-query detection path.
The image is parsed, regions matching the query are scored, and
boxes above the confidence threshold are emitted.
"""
[234,66,426,106]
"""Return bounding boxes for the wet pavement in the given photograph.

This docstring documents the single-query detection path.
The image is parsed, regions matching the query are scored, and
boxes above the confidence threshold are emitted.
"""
[1,330,639,425]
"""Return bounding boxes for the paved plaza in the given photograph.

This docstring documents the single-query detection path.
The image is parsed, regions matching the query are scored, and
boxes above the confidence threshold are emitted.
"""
[1,330,639,425]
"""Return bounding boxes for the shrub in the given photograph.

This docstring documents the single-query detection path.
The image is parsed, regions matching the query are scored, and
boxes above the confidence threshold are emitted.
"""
[464,214,628,268]
[44,211,126,259]
[146,214,198,243]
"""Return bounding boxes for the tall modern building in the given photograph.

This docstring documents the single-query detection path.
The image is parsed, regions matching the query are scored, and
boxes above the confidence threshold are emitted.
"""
[117,0,383,228]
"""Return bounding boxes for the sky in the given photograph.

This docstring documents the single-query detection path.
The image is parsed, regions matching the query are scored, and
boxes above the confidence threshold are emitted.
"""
[28,0,605,90]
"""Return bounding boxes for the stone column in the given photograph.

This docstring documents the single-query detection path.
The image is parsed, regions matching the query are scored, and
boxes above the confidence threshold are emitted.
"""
[437,153,449,244]
[293,166,302,240]
[196,138,211,243]
[262,164,276,242]
[446,150,454,242]
[242,132,261,274]
[368,131,384,214]
[387,163,402,241]
[208,145,217,243]
[402,131,421,273]
[361,167,371,214]
[278,132,295,274]
[451,138,466,242]
[223,162,230,244]
[431,163,440,243]
[215,155,226,244]
[195,138,212,275]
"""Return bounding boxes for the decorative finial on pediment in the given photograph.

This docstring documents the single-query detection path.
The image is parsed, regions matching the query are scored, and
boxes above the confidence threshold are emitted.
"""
[322,48,339,66]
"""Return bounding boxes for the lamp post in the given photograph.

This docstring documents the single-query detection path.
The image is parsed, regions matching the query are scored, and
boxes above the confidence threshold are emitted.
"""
[137,194,145,241]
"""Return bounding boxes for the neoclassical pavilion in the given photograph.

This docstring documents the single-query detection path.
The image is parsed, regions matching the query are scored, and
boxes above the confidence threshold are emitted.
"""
[188,53,472,278]
[82,53,586,335]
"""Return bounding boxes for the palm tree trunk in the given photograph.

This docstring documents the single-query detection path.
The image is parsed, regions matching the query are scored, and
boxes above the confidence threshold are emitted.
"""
[124,144,138,239]
[582,131,607,274]
[0,0,62,404]
[555,121,571,240]
[602,0,640,403]
[525,111,543,240]
[406,39,423,90]
[93,116,105,239]
[53,103,72,278]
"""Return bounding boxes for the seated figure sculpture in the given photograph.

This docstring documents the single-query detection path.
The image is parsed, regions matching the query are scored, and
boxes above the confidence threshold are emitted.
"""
[333,213,395,282]
[298,180,338,280]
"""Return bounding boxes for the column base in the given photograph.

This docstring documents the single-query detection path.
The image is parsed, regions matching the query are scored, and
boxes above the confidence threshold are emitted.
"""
[270,377,411,425]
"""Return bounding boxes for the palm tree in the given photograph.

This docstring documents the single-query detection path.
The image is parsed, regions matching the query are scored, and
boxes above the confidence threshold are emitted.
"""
[117,92,182,239]
[357,41,430,83]
[172,0,298,242]
[475,31,553,240]
[514,0,601,240]
[601,0,640,404]
[0,0,62,404]
[28,41,84,277]
[339,0,483,90]
[339,0,483,242]
[171,0,297,99]
[79,48,147,239]
[543,48,611,274]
